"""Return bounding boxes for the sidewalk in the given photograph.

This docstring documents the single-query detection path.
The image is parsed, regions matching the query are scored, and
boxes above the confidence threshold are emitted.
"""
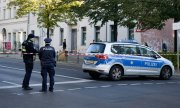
[0,52,84,64]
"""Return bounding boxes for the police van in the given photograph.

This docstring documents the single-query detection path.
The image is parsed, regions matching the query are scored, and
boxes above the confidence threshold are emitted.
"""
[82,41,175,80]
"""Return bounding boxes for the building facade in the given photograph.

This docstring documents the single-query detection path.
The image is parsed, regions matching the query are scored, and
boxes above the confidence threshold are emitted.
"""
[0,0,176,53]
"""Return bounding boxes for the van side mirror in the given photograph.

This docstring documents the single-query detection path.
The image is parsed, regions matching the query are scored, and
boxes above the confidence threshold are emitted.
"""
[152,55,157,59]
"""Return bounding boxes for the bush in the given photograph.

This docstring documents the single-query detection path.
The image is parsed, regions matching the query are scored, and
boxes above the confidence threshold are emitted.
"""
[159,52,180,68]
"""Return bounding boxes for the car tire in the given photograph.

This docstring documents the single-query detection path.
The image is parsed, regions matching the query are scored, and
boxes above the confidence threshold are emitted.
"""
[89,72,101,79]
[109,65,123,81]
[160,66,172,80]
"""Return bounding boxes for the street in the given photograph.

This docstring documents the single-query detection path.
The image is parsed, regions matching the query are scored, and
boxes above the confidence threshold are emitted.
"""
[0,57,180,108]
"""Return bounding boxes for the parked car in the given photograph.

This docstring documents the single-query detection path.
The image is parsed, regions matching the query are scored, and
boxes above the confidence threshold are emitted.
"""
[82,41,175,80]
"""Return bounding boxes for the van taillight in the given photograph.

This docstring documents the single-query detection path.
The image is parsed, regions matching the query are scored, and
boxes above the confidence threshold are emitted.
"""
[95,54,108,60]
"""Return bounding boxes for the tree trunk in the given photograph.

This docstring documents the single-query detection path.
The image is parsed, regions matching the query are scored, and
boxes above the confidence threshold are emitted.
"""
[47,27,50,38]
[114,20,118,42]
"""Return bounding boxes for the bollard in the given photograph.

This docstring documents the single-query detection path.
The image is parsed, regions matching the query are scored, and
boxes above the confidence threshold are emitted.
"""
[77,52,79,63]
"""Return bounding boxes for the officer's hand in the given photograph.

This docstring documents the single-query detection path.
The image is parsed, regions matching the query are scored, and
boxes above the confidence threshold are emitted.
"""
[33,55,36,61]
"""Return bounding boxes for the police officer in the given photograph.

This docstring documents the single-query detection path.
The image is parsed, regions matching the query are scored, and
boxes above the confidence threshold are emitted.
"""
[22,34,37,90]
[39,38,56,92]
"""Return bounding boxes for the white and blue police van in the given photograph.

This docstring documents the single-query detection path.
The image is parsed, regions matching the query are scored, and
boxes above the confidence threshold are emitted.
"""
[82,40,175,80]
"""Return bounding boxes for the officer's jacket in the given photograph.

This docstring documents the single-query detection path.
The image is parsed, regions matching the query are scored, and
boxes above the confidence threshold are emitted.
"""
[22,40,37,63]
[39,45,56,66]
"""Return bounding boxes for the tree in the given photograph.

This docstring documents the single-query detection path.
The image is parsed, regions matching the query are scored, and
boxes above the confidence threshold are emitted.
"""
[120,0,180,52]
[8,0,83,38]
[74,0,131,42]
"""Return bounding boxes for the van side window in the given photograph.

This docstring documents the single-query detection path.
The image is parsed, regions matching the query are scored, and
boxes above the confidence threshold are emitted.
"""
[139,47,154,57]
[111,45,125,54]
[124,45,137,55]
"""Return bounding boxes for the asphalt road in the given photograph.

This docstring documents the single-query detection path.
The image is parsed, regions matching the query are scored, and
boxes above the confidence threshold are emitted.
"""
[0,57,180,108]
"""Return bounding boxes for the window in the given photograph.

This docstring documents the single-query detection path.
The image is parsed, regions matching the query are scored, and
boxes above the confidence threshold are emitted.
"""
[8,33,11,42]
[111,44,125,54]
[23,32,26,41]
[50,29,54,36]
[128,28,134,40]
[124,45,137,55]
[60,28,64,45]
[110,25,115,42]
[0,7,1,19]
[95,26,100,42]
[81,27,86,45]
[138,47,160,58]
[8,8,11,19]
[87,43,105,53]
[31,30,35,34]
[13,7,16,18]
[3,8,6,19]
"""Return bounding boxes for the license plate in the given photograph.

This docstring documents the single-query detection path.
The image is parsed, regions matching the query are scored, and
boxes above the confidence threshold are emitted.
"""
[85,60,94,64]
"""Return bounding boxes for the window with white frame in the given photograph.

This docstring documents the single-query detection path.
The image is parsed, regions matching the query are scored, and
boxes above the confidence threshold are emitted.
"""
[0,7,1,19]
[8,8,11,19]
[8,33,11,42]
[128,28,134,40]
[23,32,26,41]
[60,28,64,46]
[3,8,6,19]
[50,29,54,36]
[13,7,16,18]
[81,27,86,45]
[95,26,100,42]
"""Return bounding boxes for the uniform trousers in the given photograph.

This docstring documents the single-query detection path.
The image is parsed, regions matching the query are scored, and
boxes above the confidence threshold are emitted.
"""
[23,62,33,87]
[41,65,55,90]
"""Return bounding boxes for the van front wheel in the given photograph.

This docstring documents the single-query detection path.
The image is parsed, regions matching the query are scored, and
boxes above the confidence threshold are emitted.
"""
[160,66,172,80]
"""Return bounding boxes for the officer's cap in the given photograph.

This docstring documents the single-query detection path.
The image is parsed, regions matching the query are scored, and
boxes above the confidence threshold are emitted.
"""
[28,34,35,39]
[44,38,52,43]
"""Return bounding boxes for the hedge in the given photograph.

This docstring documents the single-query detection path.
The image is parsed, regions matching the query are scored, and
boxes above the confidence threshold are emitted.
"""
[159,52,180,68]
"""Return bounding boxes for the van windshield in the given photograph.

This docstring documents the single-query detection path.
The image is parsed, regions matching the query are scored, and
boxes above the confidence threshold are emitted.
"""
[87,43,105,53]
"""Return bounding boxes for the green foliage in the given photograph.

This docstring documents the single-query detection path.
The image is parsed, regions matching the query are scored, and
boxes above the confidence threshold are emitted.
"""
[120,0,180,30]
[74,0,180,31]
[8,0,83,37]
[159,52,180,68]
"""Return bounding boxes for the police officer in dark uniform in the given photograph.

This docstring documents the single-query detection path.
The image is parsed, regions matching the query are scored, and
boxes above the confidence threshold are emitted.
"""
[39,38,56,92]
[22,34,37,90]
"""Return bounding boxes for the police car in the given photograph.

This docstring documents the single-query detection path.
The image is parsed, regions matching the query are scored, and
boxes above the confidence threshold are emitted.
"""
[82,40,175,80]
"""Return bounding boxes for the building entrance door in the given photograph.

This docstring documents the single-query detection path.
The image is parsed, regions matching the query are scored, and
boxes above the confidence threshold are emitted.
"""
[71,29,77,53]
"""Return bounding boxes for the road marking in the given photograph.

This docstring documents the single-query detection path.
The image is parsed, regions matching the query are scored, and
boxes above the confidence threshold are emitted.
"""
[13,81,180,96]
[167,82,176,84]
[0,79,93,90]
[143,83,153,85]
[117,84,128,86]
[2,81,21,86]
[100,85,112,88]
[84,86,98,89]
[67,88,82,91]
[0,65,24,71]
[156,83,165,85]
[0,64,85,80]
[13,93,24,96]
[54,89,65,92]
[130,83,141,86]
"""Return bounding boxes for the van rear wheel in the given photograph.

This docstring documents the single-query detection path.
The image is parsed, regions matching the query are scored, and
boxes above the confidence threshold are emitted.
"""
[89,72,101,79]
[109,66,123,81]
